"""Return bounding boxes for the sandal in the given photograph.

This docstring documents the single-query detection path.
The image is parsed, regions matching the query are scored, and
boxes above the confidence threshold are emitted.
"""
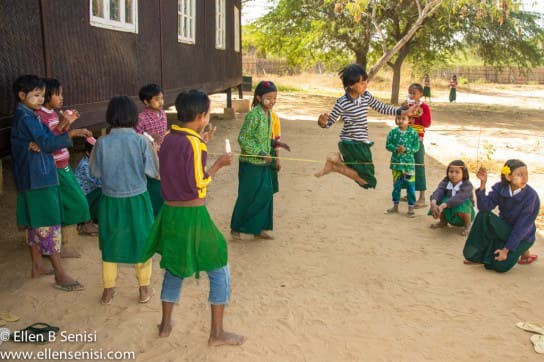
[518,254,538,265]
[10,322,59,343]
[77,223,99,237]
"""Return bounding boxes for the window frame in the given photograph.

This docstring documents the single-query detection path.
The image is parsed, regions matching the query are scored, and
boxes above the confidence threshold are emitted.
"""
[234,5,240,52]
[90,0,139,34]
[215,0,226,50]
[178,0,196,44]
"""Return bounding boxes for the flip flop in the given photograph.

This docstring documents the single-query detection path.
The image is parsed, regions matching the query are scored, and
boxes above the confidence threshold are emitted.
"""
[10,322,59,343]
[139,287,154,304]
[531,334,544,354]
[0,312,20,322]
[518,255,538,265]
[516,322,544,335]
[0,320,6,327]
[463,260,479,265]
[100,290,116,305]
[53,281,84,292]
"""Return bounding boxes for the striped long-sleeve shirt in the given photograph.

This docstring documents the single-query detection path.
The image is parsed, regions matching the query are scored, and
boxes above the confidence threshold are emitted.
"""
[326,91,400,143]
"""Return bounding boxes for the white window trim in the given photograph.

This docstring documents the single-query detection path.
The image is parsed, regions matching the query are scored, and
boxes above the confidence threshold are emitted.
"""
[178,0,196,44]
[90,0,139,34]
[215,0,226,50]
[234,6,240,52]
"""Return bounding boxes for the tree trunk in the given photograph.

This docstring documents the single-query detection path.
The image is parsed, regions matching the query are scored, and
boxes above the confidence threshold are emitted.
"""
[389,49,409,105]
[355,50,367,70]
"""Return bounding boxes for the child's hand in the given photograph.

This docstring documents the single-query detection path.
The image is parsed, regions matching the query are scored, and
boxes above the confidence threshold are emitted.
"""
[263,155,273,164]
[276,141,291,152]
[494,248,509,261]
[69,128,92,139]
[396,145,406,154]
[317,113,329,128]
[28,142,41,153]
[201,124,217,143]
[276,158,281,171]
[217,153,233,167]
[58,109,80,131]
[476,167,487,190]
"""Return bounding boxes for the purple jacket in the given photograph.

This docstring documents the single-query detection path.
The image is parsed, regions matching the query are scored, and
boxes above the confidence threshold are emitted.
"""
[476,182,540,251]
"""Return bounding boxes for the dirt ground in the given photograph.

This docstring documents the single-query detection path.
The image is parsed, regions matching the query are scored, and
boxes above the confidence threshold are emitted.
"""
[0,80,543,361]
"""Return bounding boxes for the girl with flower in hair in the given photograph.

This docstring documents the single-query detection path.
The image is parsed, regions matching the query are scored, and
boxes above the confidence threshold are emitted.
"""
[463,159,540,272]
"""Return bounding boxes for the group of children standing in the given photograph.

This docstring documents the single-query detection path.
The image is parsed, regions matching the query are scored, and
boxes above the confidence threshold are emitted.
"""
[8,64,540,346]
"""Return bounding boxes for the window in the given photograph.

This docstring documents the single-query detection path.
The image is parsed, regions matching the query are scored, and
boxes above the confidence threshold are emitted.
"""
[178,0,196,43]
[215,0,226,49]
[90,0,138,33]
[234,6,240,52]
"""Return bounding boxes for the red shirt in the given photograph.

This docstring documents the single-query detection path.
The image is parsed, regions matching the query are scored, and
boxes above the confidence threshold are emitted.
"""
[135,108,168,145]
[35,107,70,168]
[410,102,431,139]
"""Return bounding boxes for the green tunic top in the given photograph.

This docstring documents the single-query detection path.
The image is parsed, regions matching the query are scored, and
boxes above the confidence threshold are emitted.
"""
[385,127,420,174]
[238,105,272,165]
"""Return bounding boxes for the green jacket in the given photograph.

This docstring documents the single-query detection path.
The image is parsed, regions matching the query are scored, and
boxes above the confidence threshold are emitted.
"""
[238,105,272,165]
[385,127,420,173]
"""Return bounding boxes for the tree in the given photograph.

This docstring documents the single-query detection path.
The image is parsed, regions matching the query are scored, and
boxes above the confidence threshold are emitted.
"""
[250,0,544,103]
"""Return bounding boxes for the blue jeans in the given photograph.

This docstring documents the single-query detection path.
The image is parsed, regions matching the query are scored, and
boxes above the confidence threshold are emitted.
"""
[160,265,230,304]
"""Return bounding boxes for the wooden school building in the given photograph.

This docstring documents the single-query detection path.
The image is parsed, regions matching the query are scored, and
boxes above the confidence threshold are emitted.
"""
[0,0,243,159]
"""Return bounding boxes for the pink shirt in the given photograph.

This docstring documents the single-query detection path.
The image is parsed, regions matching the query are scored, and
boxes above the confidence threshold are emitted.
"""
[135,108,168,145]
[35,107,70,169]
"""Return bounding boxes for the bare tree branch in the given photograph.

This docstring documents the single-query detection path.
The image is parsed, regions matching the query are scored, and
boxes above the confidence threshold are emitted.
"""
[370,0,387,53]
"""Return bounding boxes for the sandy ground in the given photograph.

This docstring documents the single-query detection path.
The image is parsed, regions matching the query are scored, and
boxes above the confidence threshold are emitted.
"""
[0,85,543,361]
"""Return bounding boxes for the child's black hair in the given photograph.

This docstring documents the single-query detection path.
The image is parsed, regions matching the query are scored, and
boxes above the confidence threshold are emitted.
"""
[175,90,210,123]
[106,96,138,128]
[500,159,526,185]
[43,78,62,104]
[138,83,163,103]
[338,64,368,90]
[13,75,44,101]
[447,160,469,181]
[410,83,424,93]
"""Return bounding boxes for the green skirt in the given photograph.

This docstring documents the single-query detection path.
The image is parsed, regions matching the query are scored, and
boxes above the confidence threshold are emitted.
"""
[86,188,102,223]
[462,211,532,273]
[141,205,228,279]
[428,197,475,226]
[98,192,154,263]
[449,88,456,102]
[147,176,164,218]
[423,86,431,97]
[414,141,426,192]
[16,186,62,228]
[58,166,90,226]
[230,161,273,235]
[338,140,376,189]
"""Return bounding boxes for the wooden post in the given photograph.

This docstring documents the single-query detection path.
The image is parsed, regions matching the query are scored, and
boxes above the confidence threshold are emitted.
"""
[0,158,3,195]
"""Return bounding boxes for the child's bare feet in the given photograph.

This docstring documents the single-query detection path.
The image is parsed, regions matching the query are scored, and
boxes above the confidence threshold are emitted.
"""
[230,231,241,240]
[31,264,54,278]
[60,248,81,258]
[461,223,472,236]
[315,159,334,177]
[463,260,479,265]
[406,207,416,218]
[208,331,246,347]
[101,288,116,305]
[430,221,447,229]
[254,231,273,240]
[139,286,153,303]
[158,321,173,337]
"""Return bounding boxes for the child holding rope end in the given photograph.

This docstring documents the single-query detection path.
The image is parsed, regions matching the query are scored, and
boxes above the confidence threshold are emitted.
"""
[462,159,539,272]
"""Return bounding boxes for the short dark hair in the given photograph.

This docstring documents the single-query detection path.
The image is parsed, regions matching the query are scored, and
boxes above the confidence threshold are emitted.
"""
[106,96,138,128]
[339,64,368,89]
[410,83,424,93]
[43,78,62,104]
[175,90,210,123]
[447,160,469,181]
[139,83,163,103]
[501,159,526,185]
[13,75,44,101]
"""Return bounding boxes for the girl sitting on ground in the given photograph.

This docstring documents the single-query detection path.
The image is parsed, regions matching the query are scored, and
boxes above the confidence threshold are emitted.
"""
[429,160,474,236]
[462,159,540,272]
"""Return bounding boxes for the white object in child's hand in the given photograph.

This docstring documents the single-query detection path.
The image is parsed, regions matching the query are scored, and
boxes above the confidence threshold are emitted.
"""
[64,109,73,116]
[143,132,154,143]
[225,139,232,154]
[86,136,96,145]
